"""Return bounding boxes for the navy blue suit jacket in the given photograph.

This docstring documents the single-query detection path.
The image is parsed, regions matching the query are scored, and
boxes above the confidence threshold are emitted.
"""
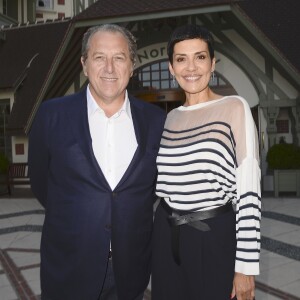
[28,89,166,300]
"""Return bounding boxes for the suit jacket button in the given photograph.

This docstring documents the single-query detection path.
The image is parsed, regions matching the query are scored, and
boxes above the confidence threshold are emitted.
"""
[105,224,112,230]
[112,192,117,197]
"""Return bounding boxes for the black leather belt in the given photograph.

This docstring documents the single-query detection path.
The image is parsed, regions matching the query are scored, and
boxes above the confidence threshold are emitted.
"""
[160,200,233,265]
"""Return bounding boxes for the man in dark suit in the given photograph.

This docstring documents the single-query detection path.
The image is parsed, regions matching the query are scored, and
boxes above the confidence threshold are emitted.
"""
[28,24,165,300]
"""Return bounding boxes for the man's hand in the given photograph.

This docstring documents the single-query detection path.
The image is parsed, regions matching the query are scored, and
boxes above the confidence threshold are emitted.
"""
[231,272,255,300]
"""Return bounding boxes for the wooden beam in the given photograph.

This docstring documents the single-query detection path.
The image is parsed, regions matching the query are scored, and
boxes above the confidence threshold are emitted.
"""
[199,14,290,100]
[74,5,231,28]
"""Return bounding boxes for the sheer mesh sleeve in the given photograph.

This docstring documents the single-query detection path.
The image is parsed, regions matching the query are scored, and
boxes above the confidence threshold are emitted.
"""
[232,97,261,275]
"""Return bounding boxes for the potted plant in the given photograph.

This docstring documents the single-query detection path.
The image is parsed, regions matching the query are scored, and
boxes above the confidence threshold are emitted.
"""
[266,141,300,197]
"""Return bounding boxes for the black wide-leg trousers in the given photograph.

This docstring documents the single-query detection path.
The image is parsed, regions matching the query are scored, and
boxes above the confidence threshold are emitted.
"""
[152,202,236,300]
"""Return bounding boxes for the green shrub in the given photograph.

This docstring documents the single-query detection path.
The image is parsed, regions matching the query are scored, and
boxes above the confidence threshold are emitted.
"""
[267,143,300,170]
[0,152,9,174]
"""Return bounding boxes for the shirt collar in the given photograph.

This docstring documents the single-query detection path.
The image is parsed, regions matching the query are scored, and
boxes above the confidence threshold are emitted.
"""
[86,84,132,120]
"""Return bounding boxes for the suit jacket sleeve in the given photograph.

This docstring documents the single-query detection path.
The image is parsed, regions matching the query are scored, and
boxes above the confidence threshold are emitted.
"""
[28,103,49,208]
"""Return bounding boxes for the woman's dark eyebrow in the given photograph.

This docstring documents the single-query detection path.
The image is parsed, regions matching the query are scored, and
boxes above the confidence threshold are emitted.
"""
[174,51,208,56]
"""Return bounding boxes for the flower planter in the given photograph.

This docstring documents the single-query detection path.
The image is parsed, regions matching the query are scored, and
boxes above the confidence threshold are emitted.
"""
[274,169,300,197]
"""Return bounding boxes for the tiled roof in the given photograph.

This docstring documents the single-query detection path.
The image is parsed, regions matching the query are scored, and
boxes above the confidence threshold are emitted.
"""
[74,0,236,21]
[237,0,300,74]
[0,20,71,134]
[75,0,299,74]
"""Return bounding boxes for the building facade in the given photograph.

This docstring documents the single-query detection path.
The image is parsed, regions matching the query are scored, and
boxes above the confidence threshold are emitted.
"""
[0,0,97,24]
[0,0,299,193]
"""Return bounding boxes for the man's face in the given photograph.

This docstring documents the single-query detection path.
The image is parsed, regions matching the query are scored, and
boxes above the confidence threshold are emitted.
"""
[81,31,133,105]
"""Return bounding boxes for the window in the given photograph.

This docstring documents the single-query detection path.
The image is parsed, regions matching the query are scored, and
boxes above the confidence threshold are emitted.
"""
[128,59,233,93]
[36,0,54,9]
[276,120,289,133]
[15,144,25,155]
[58,12,65,19]
[129,60,174,91]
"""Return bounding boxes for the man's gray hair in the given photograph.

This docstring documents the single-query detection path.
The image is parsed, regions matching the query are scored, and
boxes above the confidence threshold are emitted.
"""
[81,24,137,65]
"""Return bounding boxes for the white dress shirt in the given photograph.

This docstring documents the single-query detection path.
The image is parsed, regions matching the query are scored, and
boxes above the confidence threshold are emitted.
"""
[87,86,137,190]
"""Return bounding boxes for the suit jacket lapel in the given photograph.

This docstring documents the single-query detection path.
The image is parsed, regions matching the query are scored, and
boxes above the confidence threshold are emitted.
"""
[67,90,110,187]
[67,91,148,191]
[115,97,147,190]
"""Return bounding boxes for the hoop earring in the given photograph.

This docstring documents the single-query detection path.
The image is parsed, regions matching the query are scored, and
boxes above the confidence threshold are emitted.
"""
[172,75,176,87]
[211,71,215,83]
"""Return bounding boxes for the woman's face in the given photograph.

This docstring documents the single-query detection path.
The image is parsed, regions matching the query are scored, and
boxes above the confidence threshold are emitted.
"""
[169,38,215,95]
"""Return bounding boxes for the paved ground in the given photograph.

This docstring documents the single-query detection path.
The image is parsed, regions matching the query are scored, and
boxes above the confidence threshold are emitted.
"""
[0,188,299,299]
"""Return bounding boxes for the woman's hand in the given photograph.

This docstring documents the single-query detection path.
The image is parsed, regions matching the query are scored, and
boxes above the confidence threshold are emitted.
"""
[231,272,255,300]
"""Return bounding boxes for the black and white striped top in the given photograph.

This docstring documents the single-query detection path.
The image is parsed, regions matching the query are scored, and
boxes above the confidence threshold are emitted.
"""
[156,96,261,275]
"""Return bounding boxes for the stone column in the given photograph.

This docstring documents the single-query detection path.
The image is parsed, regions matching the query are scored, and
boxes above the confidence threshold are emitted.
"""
[262,106,279,147]
[291,105,300,146]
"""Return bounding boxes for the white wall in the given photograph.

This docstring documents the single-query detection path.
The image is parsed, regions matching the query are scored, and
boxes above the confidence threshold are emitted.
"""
[273,69,299,99]
[215,51,259,107]
[36,0,73,19]
[224,29,265,73]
